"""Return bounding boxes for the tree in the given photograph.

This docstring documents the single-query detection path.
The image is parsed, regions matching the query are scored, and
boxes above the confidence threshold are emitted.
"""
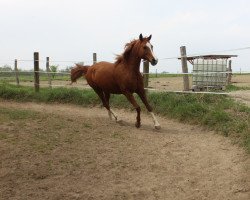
[50,65,58,79]
[64,66,73,72]
[0,64,12,71]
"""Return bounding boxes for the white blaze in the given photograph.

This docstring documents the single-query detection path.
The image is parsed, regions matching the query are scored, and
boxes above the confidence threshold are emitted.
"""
[146,42,157,60]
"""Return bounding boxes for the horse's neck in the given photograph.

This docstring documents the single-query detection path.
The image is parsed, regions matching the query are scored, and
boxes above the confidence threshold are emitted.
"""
[126,55,141,73]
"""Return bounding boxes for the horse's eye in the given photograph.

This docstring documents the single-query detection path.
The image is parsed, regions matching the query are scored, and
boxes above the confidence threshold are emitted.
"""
[143,46,147,50]
[151,45,154,50]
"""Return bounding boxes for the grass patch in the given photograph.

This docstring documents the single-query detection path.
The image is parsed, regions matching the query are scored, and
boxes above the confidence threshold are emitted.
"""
[0,83,100,105]
[0,83,249,153]
[226,84,250,91]
[0,107,38,122]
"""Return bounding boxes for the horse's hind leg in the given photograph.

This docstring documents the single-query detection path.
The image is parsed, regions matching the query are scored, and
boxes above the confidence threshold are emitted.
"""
[137,90,161,130]
[104,92,120,121]
[93,88,107,108]
[93,89,120,122]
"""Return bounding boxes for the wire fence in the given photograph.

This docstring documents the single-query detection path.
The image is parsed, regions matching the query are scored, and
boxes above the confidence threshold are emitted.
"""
[1,45,250,63]
[1,45,250,94]
[1,70,250,75]
[1,69,249,95]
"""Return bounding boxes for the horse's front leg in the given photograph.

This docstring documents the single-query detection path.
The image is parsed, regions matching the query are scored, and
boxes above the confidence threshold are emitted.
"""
[123,91,141,128]
[136,89,161,130]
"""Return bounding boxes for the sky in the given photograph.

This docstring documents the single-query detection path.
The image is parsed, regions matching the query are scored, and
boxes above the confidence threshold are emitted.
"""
[0,0,249,72]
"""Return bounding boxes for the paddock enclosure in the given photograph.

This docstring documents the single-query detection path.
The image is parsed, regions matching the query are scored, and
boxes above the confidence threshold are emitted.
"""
[1,47,250,199]
[0,45,248,94]
[0,100,249,200]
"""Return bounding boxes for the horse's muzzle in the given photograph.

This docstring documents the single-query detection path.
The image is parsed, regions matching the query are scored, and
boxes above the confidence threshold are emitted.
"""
[151,58,158,66]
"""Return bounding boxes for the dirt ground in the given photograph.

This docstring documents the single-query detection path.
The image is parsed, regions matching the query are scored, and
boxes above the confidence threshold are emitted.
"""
[0,100,249,200]
[232,74,250,88]
[227,74,250,106]
[229,90,250,106]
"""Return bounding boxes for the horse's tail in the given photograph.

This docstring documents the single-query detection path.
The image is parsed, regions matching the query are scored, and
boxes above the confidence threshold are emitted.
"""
[70,64,89,84]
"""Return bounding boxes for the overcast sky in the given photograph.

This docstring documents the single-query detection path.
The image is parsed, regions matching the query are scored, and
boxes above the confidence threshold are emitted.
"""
[0,0,249,72]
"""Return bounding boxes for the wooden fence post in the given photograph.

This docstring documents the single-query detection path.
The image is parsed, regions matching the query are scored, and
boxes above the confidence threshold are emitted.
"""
[227,60,232,85]
[143,61,149,90]
[93,53,97,64]
[46,57,52,88]
[14,59,19,86]
[180,46,190,91]
[34,52,40,92]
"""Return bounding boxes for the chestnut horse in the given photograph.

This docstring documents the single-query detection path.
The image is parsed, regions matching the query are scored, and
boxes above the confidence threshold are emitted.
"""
[71,34,161,129]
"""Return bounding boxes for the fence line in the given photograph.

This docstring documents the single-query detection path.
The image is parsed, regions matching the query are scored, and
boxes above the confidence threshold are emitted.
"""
[146,88,229,95]
[0,45,250,64]
[1,70,250,75]
[18,59,86,63]
[0,71,71,75]
[1,45,250,95]
[160,46,250,60]
[0,75,245,96]
[17,81,230,95]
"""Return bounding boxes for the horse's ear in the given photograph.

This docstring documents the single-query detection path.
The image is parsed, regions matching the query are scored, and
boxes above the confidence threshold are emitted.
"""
[148,35,152,41]
[139,33,143,41]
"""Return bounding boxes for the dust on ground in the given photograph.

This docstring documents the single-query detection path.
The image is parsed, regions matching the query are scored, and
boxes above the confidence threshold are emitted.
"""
[0,100,249,200]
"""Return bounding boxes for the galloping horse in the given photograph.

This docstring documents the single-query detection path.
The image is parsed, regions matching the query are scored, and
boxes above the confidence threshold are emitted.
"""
[71,34,161,129]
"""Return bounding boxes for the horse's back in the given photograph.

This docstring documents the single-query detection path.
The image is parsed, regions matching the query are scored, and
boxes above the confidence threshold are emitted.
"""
[86,62,120,93]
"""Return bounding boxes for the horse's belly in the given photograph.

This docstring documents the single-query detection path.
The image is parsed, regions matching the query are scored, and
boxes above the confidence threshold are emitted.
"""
[98,81,121,93]
[86,68,121,93]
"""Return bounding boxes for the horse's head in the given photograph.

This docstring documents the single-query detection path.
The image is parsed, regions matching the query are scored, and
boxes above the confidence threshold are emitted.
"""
[138,33,158,66]
[117,34,158,66]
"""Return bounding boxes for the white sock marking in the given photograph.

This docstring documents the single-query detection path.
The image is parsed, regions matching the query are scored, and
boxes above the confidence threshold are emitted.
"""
[110,109,120,121]
[150,112,161,129]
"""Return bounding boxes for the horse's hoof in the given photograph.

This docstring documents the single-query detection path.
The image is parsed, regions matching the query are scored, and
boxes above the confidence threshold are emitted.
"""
[135,122,141,128]
[115,117,122,122]
[116,120,124,126]
[154,124,161,130]
[116,118,122,123]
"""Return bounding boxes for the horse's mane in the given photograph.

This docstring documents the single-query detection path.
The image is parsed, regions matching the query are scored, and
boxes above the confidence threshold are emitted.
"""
[115,39,138,65]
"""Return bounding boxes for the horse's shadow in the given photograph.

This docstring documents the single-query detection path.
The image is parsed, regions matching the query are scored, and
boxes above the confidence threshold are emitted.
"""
[115,119,165,133]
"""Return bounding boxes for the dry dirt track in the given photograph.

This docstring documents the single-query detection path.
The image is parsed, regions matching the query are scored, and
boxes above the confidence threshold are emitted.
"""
[229,90,250,107]
[0,100,249,200]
